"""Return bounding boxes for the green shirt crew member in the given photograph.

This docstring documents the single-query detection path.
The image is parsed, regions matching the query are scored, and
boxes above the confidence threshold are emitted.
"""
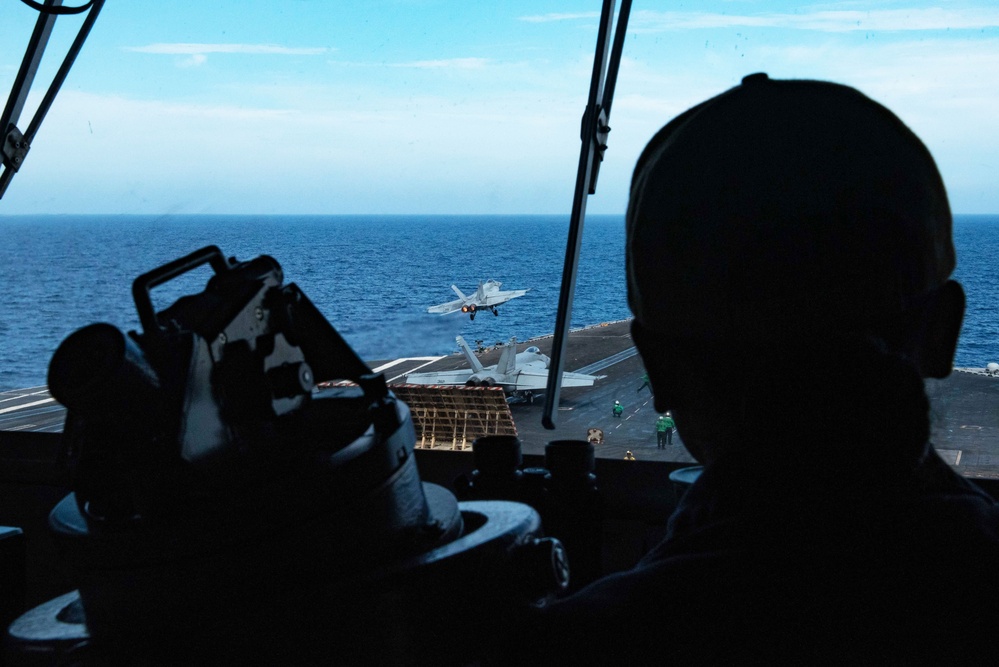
[656,413,675,447]
[613,401,624,418]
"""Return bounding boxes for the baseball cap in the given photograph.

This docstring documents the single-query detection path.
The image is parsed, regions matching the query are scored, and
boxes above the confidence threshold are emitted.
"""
[626,73,953,341]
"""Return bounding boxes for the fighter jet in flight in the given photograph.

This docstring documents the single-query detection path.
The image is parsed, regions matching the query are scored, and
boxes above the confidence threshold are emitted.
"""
[427,280,529,320]
[404,336,598,402]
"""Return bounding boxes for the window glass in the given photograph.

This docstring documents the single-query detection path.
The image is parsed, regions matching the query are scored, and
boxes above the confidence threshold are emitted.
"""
[2,2,997,474]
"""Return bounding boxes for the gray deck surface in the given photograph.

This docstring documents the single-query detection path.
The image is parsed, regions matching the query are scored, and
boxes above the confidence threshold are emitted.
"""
[3,318,998,476]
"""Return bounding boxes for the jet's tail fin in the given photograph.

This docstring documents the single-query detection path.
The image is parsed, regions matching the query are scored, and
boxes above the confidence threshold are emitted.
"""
[476,280,487,302]
[451,285,468,302]
[495,337,518,377]
[455,336,485,373]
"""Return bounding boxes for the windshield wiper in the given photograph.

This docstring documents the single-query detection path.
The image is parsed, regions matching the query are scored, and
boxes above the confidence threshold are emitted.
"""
[542,0,632,429]
[1,0,105,200]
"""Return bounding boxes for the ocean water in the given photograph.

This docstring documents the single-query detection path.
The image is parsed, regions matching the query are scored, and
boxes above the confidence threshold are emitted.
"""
[0,214,628,392]
[1,213,997,392]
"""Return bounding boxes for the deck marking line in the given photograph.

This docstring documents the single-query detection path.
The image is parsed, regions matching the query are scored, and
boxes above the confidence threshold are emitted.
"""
[371,357,441,373]
[0,385,48,396]
[387,356,447,383]
[0,398,55,415]
[0,388,50,404]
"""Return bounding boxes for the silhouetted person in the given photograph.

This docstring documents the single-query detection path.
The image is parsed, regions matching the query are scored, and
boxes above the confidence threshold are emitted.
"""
[523,74,999,664]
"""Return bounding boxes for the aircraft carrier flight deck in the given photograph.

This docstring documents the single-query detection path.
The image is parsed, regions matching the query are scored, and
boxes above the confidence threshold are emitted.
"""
[3,319,999,477]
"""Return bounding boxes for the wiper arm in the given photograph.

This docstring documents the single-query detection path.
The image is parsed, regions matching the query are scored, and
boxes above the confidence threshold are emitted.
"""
[1,0,105,200]
[542,0,632,429]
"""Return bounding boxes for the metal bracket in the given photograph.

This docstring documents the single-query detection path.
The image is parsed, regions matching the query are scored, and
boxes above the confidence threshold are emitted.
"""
[589,105,611,194]
[2,126,30,173]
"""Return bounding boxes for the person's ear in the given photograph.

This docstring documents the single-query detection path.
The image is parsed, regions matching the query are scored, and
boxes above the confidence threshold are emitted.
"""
[918,280,965,379]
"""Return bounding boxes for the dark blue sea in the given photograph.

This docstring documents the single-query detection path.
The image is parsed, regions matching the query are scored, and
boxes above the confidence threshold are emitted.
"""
[1,213,998,392]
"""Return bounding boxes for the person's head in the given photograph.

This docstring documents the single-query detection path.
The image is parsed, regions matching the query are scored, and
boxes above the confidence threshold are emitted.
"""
[627,73,964,464]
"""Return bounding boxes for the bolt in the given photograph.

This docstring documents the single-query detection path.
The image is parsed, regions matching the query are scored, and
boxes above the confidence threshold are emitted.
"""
[255,307,264,320]
[218,332,227,344]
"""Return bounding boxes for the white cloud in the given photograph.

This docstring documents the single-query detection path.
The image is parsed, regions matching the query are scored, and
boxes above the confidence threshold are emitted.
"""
[125,43,330,56]
[3,85,586,214]
[630,8,999,33]
[390,58,490,69]
[179,54,208,68]
[518,12,600,23]
[7,29,999,215]
[594,35,999,213]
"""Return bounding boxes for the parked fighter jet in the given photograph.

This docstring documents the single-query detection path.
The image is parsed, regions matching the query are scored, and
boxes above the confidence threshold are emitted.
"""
[404,336,598,402]
[427,280,529,320]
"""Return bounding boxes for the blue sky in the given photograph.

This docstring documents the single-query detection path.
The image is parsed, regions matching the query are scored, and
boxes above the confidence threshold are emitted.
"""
[2,0,998,214]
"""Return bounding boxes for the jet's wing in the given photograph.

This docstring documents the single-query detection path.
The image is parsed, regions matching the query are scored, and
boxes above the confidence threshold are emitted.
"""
[427,297,464,315]
[511,369,597,391]
[403,370,474,386]
[559,371,598,388]
[428,285,470,314]
[482,288,530,307]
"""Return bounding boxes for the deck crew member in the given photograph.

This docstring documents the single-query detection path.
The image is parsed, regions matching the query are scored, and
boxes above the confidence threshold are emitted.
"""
[656,413,674,448]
